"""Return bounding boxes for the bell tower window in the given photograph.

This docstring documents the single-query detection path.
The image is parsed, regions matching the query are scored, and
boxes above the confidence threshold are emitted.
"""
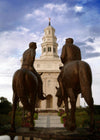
[53,48,56,53]
[40,19,59,58]
[43,48,46,52]
[48,47,51,52]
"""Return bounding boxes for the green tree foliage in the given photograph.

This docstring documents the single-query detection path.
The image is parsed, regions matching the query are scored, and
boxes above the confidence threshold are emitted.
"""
[0,97,12,114]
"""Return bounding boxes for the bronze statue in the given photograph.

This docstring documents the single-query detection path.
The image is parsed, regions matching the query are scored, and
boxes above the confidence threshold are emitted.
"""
[56,38,94,131]
[58,38,81,98]
[11,69,38,131]
[56,61,94,131]
[11,42,46,131]
[22,42,46,100]
[60,38,81,64]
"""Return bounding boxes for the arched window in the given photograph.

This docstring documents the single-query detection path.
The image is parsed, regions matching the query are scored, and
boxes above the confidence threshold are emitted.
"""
[48,47,51,52]
[53,48,56,53]
[46,95,53,108]
[43,48,46,52]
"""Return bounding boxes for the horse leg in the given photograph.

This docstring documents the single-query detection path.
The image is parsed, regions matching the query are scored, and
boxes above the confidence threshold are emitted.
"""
[81,87,94,130]
[11,94,19,132]
[79,62,94,130]
[30,93,36,130]
[59,81,64,98]
[20,96,31,111]
[66,88,76,131]
[64,96,69,116]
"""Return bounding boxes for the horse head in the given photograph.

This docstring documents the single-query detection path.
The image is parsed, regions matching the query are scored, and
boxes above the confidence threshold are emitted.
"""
[39,72,43,76]
[55,86,63,107]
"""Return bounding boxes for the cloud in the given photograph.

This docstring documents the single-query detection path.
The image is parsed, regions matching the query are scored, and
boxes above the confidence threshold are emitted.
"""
[84,57,100,105]
[25,3,68,24]
[0,27,43,76]
[58,36,100,60]
[0,26,43,102]
[44,3,67,13]
[25,10,46,20]
[21,1,100,43]
[75,37,100,59]
[0,83,13,102]
[86,38,95,43]
[23,2,100,60]
[74,5,83,12]
[0,0,100,103]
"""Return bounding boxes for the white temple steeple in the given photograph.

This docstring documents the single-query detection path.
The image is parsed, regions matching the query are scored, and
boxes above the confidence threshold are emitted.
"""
[40,19,59,59]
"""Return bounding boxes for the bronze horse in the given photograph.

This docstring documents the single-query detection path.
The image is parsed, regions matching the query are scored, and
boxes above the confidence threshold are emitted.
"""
[56,60,94,131]
[11,68,38,131]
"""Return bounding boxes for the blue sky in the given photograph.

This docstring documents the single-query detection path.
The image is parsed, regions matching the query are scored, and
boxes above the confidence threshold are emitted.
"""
[0,0,100,106]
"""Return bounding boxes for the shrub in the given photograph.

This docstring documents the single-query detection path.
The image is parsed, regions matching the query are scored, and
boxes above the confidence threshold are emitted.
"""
[0,114,11,125]
[58,107,93,128]
[34,113,38,120]
[60,113,67,124]
[21,112,38,128]
[58,109,64,116]
[15,115,22,128]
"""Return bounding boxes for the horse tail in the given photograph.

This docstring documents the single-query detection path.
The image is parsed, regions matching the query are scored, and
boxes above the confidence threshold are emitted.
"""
[79,61,94,106]
[79,61,92,86]
[12,69,31,111]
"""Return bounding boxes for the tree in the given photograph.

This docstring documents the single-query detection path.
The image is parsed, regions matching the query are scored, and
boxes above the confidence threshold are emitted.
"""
[0,97,12,114]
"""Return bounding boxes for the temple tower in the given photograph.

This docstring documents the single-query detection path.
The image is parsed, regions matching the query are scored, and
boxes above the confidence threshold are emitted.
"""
[34,20,80,110]
[40,18,59,59]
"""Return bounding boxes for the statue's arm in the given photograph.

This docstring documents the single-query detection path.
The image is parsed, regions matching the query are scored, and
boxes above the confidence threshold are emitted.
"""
[60,45,66,64]
[31,49,36,62]
[79,48,82,60]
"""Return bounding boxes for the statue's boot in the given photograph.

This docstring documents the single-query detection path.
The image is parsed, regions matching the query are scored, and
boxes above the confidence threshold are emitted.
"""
[38,83,46,100]
[39,92,46,100]
[37,75,46,100]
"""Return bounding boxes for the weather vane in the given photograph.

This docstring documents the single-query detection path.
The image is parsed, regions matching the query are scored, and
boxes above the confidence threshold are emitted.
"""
[49,17,51,26]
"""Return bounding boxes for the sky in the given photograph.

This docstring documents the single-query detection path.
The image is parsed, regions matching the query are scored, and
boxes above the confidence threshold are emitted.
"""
[0,0,100,106]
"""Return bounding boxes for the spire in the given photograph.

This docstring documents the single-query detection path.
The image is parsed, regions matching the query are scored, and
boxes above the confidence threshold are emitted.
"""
[41,20,59,59]
[49,17,51,26]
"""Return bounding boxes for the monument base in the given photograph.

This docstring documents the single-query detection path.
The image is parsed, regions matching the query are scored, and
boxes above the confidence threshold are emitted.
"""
[0,127,99,140]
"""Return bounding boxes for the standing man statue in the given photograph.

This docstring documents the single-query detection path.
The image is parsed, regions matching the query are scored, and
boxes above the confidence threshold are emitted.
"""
[21,42,46,100]
[57,38,82,98]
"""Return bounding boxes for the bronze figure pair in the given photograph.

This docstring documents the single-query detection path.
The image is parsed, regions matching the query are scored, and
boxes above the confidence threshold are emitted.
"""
[11,38,94,132]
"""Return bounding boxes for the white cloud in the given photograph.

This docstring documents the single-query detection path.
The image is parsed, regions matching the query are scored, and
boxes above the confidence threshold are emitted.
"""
[87,57,100,105]
[34,9,45,17]
[25,9,47,22]
[92,37,100,52]
[0,27,43,75]
[44,3,67,12]
[16,26,30,32]
[85,37,100,54]
[0,1,100,105]
[74,5,83,12]
[25,3,68,23]
[0,27,43,102]
[25,13,33,19]
[0,83,13,102]
[80,57,100,106]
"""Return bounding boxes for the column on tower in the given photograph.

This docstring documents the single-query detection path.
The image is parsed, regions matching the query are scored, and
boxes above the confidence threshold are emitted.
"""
[40,20,59,59]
